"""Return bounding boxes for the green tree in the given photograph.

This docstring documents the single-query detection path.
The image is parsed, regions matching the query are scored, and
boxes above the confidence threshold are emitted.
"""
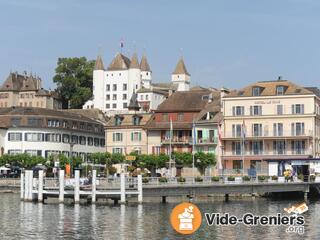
[53,57,95,108]
[111,153,125,164]
[194,152,216,175]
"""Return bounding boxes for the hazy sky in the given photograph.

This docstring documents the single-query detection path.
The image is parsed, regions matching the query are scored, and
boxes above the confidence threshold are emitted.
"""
[1,0,320,90]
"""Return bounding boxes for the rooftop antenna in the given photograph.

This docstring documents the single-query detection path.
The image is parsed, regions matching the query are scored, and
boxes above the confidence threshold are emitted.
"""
[120,37,124,54]
[278,76,282,80]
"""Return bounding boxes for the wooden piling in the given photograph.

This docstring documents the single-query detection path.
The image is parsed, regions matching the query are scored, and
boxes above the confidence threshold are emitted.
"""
[120,173,125,204]
[92,170,96,203]
[74,170,80,204]
[59,170,65,203]
[38,170,43,202]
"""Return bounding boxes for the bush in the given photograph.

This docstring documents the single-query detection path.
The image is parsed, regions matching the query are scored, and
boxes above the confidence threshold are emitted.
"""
[177,177,186,183]
[271,175,278,181]
[127,165,136,173]
[258,176,267,181]
[108,166,117,176]
[195,176,203,182]
[227,176,235,181]
[310,175,316,182]
[159,177,168,183]
[298,174,304,181]
[211,176,220,182]
[242,176,251,181]
[142,178,149,183]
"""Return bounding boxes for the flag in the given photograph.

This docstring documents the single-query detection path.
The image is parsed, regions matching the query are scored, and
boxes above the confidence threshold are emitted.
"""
[192,119,196,145]
[218,119,222,144]
[242,119,247,141]
[170,117,173,140]
[120,38,124,49]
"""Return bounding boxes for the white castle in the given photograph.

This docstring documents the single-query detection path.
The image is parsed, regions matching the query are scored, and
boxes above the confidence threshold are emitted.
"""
[83,52,191,114]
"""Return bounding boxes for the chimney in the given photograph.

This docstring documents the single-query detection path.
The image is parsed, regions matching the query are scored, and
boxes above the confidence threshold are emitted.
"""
[208,93,213,103]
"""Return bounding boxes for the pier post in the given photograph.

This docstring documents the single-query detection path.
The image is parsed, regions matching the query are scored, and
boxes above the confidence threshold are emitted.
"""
[74,170,80,204]
[137,174,142,203]
[92,170,96,203]
[120,173,126,204]
[26,170,34,201]
[38,170,44,202]
[59,170,65,203]
[20,173,24,200]
[162,196,166,203]
[24,171,29,201]
[225,193,229,202]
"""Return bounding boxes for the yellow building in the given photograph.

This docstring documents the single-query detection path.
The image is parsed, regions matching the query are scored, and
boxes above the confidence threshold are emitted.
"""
[221,79,320,176]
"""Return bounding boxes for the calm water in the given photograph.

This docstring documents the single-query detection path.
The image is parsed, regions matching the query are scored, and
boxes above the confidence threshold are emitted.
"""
[0,194,319,239]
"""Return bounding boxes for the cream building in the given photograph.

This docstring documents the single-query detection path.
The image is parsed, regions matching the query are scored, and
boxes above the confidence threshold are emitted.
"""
[221,79,320,176]
[0,72,62,109]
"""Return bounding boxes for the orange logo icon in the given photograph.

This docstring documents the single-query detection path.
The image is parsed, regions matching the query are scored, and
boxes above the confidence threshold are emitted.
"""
[170,202,202,235]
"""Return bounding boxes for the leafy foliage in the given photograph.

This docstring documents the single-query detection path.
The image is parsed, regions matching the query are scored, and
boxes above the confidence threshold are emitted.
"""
[53,57,95,108]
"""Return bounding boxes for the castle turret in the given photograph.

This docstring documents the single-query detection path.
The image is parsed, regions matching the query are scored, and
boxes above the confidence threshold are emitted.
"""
[128,53,141,108]
[140,55,152,89]
[93,55,105,109]
[171,57,190,91]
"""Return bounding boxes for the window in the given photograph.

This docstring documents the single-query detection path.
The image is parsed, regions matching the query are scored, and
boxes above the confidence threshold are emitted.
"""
[162,113,168,121]
[141,95,144,100]
[123,103,127,108]
[277,105,283,115]
[113,84,117,91]
[123,84,127,91]
[292,140,305,154]
[251,141,263,155]
[232,142,242,155]
[47,119,60,127]
[291,122,305,136]
[62,134,70,143]
[45,133,61,142]
[115,116,123,126]
[233,159,243,169]
[79,136,86,145]
[250,105,262,116]
[11,118,21,126]
[232,106,244,116]
[292,104,304,114]
[112,94,117,100]
[28,118,42,126]
[8,150,22,155]
[25,133,43,142]
[112,103,117,109]
[178,113,184,121]
[133,116,141,125]
[113,148,123,154]
[94,138,100,146]
[106,94,110,100]
[8,133,22,141]
[146,95,149,100]
[273,123,283,136]
[106,104,110,108]
[131,132,142,141]
[123,94,127,100]
[71,135,79,144]
[113,132,123,142]
[273,140,286,154]
[252,87,261,96]
[25,150,42,156]
[87,137,93,146]
[252,124,262,137]
[232,124,242,137]
[106,84,110,91]
[276,86,284,95]
[100,139,105,147]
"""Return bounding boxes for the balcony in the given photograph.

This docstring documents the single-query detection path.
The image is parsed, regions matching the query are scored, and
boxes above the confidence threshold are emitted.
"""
[223,149,313,157]
[223,130,313,139]
[196,137,218,145]
[161,137,192,145]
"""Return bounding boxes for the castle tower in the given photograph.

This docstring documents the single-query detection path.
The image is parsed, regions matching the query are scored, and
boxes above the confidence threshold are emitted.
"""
[93,55,105,109]
[140,55,152,89]
[128,53,141,99]
[171,57,190,91]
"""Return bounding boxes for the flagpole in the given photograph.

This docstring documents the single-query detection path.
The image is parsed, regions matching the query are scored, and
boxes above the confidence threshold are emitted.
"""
[169,117,172,178]
[192,119,195,183]
[242,119,245,176]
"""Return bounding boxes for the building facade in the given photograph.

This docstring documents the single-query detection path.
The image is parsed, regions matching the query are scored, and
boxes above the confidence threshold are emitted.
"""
[0,107,105,159]
[83,52,191,115]
[221,80,320,176]
[0,72,62,109]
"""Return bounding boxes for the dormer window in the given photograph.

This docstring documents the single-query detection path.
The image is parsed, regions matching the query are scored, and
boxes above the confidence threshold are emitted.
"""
[132,115,142,126]
[252,87,261,96]
[115,116,123,126]
[276,86,284,95]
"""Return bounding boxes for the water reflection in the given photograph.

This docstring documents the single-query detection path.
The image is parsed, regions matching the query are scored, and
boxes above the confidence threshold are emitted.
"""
[1,194,320,239]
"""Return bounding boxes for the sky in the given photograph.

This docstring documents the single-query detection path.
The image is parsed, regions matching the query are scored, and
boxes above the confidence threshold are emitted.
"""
[1,0,320,90]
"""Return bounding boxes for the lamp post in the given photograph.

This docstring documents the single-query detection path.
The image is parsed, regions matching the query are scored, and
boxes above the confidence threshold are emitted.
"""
[69,140,74,177]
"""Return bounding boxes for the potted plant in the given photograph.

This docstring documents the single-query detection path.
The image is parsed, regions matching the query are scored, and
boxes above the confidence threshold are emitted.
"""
[195,176,203,182]
[258,175,266,182]
[242,176,251,182]
[142,178,149,183]
[227,176,235,182]
[159,177,168,183]
[177,176,186,183]
[211,176,220,182]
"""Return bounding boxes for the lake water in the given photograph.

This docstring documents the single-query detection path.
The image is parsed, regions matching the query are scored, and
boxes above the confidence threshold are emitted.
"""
[0,194,318,239]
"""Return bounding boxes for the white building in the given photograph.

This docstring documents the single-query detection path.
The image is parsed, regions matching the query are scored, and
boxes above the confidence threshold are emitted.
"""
[84,52,191,115]
[0,107,106,160]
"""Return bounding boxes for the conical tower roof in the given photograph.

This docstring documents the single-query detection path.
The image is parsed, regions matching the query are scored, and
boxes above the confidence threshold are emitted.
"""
[140,55,151,72]
[128,91,140,111]
[129,53,140,69]
[94,55,105,70]
[107,53,131,71]
[172,57,190,76]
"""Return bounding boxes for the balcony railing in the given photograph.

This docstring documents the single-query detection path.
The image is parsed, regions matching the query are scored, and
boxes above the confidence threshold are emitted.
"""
[161,137,192,145]
[223,130,313,139]
[223,149,313,157]
[196,137,218,144]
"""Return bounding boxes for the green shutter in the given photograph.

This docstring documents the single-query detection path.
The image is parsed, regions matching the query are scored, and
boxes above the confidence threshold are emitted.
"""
[131,132,133,141]
[139,132,141,141]
[113,133,115,141]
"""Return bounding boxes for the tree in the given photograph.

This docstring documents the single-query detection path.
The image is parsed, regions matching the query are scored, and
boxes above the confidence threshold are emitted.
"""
[195,152,216,175]
[53,57,95,108]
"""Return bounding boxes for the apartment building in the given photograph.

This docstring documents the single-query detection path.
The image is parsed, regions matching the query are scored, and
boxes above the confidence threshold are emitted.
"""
[221,79,320,176]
